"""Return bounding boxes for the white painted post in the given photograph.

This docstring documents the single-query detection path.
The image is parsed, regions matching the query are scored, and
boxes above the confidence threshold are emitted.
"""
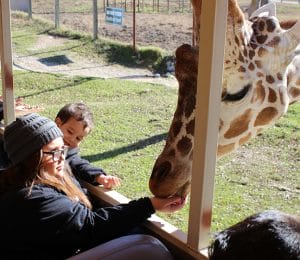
[187,0,228,251]
[0,0,15,126]
[93,0,98,39]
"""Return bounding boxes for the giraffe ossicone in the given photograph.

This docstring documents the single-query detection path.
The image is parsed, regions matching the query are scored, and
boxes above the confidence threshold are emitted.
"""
[149,0,300,199]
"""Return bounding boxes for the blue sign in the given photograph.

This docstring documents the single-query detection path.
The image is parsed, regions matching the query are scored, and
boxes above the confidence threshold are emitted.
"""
[105,7,124,26]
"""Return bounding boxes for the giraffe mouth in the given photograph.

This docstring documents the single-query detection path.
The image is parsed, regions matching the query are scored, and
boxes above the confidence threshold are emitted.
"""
[149,178,191,200]
[221,84,251,102]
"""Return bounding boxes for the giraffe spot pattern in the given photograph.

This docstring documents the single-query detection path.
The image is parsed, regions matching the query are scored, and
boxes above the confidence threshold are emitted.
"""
[248,63,255,71]
[219,119,224,131]
[257,72,264,78]
[257,35,268,44]
[266,75,275,84]
[268,88,277,103]
[172,121,183,138]
[250,42,258,50]
[224,109,252,139]
[167,149,176,157]
[186,119,195,136]
[234,35,240,46]
[238,66,246,72]
[185,95,195,118]
[239,132,252,146]
[249,50,255,60]
[258,47,267,57]
[289,87,300,99]
[266,19,276,32]
[255,60,262,69]
[177,136,192,156]
[267,36,281,47]
[217,143,235,157]
[277,72,283,81]
[238,52,244,62]
[251,81,265,104]
[258,20,265,31]
[174,98,184,118]
[254,107,278,127]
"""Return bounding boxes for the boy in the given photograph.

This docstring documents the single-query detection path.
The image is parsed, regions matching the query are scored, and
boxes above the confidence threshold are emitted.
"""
[208,210,300,260]
[55,102,120,189]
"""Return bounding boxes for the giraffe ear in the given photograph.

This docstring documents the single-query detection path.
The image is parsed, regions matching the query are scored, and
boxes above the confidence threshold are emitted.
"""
[287,21,300,41]
[249,2,276,20]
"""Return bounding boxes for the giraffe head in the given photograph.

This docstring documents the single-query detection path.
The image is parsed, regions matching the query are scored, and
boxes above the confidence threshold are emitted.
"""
[149,1,300,199]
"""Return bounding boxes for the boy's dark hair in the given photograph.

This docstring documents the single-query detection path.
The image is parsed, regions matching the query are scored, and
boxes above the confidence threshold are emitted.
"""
[208,210,300,260]
[56,102,94,130]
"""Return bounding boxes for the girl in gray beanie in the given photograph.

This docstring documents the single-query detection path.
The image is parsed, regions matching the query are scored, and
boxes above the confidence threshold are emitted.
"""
[0,113,184,259]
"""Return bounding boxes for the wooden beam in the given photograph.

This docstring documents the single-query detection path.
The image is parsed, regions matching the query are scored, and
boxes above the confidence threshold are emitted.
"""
[84,183,208,259]
[187,0,228,250]
[0,0,15,126]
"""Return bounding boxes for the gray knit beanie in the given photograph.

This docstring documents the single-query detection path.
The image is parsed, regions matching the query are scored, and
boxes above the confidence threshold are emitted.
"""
[4,113,63,166]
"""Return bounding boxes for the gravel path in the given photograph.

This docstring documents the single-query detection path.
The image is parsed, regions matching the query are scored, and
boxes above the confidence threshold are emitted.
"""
[13,35,178,89]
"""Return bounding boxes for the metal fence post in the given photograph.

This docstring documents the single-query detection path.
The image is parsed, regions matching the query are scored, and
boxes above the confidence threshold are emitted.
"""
[93,0,98,39]
[28,0,32,19]
[55,0,60,29]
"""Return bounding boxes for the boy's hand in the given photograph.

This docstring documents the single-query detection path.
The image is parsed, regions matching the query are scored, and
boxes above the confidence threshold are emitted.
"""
[96,175,121,189]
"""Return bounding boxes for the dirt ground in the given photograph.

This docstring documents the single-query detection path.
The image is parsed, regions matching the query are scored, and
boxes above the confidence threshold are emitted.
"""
[31,1,299,53]
[35,12,194,53]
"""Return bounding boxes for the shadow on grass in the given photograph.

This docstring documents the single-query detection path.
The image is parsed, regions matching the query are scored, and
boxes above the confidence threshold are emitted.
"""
[17,75,97,98]
[83,132,167,162]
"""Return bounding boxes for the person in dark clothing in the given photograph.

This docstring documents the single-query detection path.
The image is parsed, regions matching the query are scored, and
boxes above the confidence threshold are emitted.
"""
[0,113,185,259]
[208,210,300,260]
[55,102,121,188]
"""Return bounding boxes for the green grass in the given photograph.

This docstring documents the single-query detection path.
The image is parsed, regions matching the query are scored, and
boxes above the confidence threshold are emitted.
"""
[10,70,300,234]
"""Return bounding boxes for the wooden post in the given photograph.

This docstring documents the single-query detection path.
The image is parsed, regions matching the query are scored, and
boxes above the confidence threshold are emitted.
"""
[55,0,59,29]
[0,0,15,126]
[28,0,32,19]
[133,0,136,52]
[93,0,98,39]
[187,0,228,250]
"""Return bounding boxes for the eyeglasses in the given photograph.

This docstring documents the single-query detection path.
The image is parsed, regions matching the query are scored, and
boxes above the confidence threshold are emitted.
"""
[42,146,69,162]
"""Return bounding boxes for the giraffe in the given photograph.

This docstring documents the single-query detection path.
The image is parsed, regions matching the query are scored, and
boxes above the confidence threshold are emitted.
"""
[149,0,300,199]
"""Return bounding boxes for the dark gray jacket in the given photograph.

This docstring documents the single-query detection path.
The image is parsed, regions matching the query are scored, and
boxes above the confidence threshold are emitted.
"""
[66,147,106,185]
[0,183,154,259]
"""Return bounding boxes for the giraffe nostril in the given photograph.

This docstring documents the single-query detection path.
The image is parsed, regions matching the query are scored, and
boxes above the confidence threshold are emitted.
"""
[152,160,172,181]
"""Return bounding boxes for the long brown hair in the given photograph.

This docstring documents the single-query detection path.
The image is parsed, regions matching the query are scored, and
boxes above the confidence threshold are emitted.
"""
[0,150,92,209]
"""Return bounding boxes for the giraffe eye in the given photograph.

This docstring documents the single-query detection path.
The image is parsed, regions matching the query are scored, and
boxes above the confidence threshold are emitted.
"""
[221,84,251,102]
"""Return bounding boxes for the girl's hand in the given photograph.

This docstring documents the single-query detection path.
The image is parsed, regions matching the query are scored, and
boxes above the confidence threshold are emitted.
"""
[150,196,186,213]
